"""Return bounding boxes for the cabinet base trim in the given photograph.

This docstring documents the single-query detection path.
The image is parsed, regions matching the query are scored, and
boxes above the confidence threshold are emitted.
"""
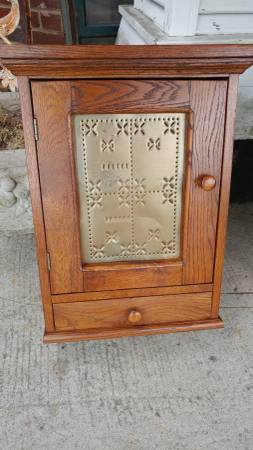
[44,317,223,343]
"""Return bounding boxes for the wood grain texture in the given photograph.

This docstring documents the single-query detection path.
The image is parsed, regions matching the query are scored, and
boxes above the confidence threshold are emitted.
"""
[53,292,212,332]
[3,44,253,59]
[5,59,252,78]
[52,283,213,304]
[83,261,182,292]
[18,77,54,332]
[31,81,83,294]
[183,80,227,284]
[211,75,239,318]
[71,80,190,113]
[2,44,253,78]
[32,79,189,294]
[45,317,223,343]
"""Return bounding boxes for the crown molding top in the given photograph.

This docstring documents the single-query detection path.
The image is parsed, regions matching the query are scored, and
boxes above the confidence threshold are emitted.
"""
[1,44,253,78]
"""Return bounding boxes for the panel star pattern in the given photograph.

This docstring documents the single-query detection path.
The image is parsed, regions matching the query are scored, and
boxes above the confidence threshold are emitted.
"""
[74,113,185,263]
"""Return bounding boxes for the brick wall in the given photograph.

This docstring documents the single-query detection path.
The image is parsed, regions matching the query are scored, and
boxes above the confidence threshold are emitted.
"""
[29,0,65,43]
[0,0,65,44]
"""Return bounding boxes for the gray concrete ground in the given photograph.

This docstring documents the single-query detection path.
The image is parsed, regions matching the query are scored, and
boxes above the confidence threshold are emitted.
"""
[0,203,253,450]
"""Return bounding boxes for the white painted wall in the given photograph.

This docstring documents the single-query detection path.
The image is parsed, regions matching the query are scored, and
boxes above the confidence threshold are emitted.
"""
[117,1,253,139]
[132,0,253,36]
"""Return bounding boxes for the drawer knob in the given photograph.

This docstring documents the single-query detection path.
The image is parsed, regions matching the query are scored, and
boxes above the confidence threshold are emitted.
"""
[197,175,216,191]
[128,309,142,324]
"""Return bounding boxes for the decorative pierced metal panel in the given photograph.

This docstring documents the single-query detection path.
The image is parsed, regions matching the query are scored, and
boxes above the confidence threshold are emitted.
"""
[74,113,185,263]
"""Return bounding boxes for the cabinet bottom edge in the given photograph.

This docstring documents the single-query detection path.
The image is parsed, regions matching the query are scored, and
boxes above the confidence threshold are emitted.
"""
[43,317,224,344]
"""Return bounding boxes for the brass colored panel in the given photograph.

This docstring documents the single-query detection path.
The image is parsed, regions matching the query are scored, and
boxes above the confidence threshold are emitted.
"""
[74,113,185,263]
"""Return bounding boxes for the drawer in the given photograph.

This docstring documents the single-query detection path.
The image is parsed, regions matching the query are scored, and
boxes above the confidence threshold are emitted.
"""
[53,292,212,332]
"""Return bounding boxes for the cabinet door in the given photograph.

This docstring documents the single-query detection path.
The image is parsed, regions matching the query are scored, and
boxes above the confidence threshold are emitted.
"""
[32,79,226,294]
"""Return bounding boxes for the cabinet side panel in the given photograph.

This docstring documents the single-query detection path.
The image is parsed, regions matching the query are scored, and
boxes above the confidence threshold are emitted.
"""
[183,80,227,284]
[31,81,83,294]
[18,76,55,332]
[211,75,239,317]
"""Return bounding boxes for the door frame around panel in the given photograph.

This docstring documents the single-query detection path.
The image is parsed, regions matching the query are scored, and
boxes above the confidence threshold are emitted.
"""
[70,107,193,293]
[31,78,227,295]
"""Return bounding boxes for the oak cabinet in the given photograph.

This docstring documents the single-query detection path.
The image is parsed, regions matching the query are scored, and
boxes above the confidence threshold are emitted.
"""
[3,44,253,342]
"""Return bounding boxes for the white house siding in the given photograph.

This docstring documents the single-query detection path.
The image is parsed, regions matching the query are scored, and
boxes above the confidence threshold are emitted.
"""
[199,0,253,15]
[198,0,253,35]
[197,14,253,35]
[198,0,253,137]
[117,2,253,139]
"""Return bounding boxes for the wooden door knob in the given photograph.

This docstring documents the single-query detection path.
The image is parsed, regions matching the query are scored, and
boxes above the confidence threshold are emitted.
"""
[197,175,216,191]
[128,310,142,324]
